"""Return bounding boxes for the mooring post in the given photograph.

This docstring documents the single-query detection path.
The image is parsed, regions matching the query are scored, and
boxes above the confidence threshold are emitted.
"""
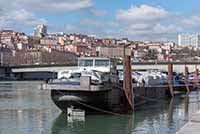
[123,46,134,112]
[168,64,174,97]
[194,68,199,90]
[168,98,174,124]
[184,66,190,92]
[184,95,189,115]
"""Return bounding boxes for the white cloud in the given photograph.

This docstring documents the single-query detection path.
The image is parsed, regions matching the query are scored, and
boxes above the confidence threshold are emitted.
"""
[114,5,183,41]
[122,23,181,36]
[128,24,152,30]
[1,1,200,42]
[91,9,107,17]
[0,8,47,31]
[116,5,169,23]
[80,18,106,27]
[0,9,47,26]
[11,9,47,26]
[15,0,93,12]
[0,0,93,31]
[181,15,200,28]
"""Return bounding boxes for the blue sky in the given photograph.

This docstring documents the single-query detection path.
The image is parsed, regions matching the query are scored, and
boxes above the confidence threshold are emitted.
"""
[0,0,200,41]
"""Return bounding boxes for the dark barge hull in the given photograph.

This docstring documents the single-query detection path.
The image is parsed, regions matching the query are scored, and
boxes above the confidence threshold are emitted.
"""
[51,85,195,114]
[51,89,113,113]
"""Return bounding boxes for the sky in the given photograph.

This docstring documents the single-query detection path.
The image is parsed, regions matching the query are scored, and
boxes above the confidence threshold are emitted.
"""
[0,0,200,41]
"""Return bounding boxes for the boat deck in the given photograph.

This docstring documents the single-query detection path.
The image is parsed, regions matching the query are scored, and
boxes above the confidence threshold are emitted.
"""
[43,84,112,91]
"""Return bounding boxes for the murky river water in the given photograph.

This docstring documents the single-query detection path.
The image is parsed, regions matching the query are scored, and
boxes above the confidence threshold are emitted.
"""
[0,81,200,134]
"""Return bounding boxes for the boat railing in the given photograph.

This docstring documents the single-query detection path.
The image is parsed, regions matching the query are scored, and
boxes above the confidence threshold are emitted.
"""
[44,76,114,91]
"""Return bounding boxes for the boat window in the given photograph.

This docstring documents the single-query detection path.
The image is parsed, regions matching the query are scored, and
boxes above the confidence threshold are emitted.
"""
[70,73,81,78]
[78,59,93,67]
[95,60,110,67]
[61,71,69,74]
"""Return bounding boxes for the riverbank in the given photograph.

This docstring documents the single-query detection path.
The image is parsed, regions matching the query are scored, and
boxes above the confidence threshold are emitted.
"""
[0,80,45,83]
[177,110,200,134]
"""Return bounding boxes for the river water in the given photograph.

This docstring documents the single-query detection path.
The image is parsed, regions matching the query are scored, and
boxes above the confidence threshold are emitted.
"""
[0,81,200,134]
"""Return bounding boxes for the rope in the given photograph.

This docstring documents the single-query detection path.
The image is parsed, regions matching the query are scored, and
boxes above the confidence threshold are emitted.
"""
[188,100,200,104]
[132,79,200,87]
[132,84,200,88]
[74,99,126,116]
[135,95,162,102]
[112,83,164,102]
[134,100,147,107]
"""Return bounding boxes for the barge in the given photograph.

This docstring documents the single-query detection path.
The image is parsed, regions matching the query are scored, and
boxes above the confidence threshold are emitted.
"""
[50,57,128,114]
[49,57,195,114]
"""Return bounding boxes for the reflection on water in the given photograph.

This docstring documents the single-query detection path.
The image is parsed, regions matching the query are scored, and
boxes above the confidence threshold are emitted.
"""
[51,94,200,134]
[0,82,200,134]
[0,81,60,134]
[52,114,133,134]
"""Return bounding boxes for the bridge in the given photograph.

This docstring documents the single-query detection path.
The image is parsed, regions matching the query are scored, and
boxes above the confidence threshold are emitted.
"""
[11,62,200,73]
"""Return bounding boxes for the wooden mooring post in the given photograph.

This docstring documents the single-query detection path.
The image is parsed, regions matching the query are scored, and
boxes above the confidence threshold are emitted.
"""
[184,66,190,92]
[168,64,174,97]
[123,47,134,112]
[168,98,174,124]
[194,68,199,90]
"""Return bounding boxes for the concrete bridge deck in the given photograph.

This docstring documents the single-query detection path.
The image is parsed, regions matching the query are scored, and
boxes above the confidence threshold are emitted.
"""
[177,111,200,134]
[10,62,200,73]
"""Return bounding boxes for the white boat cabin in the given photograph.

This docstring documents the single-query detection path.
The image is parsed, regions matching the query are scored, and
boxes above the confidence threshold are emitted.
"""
[57,57,117,83]
[78,57,114,72]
